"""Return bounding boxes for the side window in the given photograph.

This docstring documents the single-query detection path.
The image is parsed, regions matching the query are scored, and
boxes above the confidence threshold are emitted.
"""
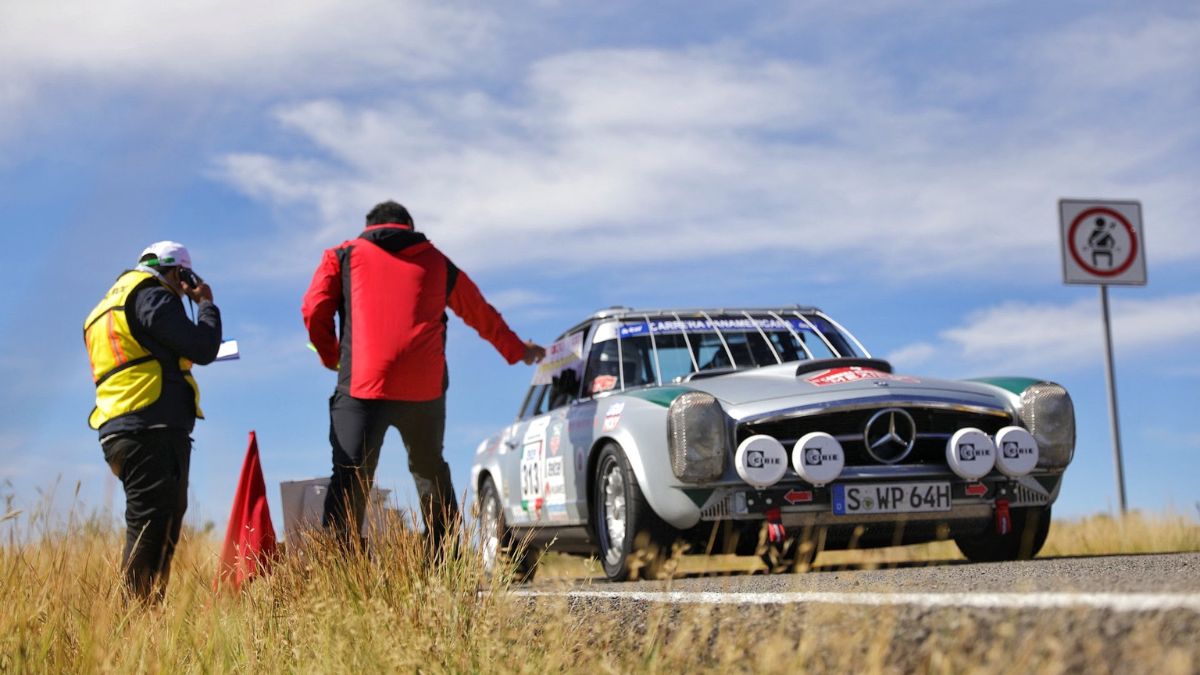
[518,384,548,420]
[724,331,779,367]
[694,333,729,370]
[536,326,589,411]
[808,316,860,357]
[583,340,621,396]
[766,331,806,362]
[653,333,694,383]
[582,336,660,394]
[546,368,581,410]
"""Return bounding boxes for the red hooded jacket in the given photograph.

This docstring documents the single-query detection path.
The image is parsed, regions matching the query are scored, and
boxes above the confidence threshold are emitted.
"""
[302,224,527,401]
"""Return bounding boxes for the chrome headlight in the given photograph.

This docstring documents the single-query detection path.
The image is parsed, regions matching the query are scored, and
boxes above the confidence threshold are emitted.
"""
[668,391,727,482]
[1017,382,1075,469]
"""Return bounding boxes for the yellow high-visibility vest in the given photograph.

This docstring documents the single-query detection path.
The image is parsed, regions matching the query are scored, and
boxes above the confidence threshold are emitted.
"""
[83,269,203,430]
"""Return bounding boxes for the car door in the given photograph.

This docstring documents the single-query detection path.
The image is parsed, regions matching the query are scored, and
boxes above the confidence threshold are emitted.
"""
[506,327,589,526]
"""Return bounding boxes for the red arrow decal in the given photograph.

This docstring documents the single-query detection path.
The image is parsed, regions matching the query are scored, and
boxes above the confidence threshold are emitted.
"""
[784,489,813,504]
[965,483,988,497]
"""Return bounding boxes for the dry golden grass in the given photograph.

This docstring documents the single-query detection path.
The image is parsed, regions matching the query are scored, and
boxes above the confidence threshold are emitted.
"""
[1,503,1197,674]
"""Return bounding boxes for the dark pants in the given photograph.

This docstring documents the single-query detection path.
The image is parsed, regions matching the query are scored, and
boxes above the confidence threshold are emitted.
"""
[323,391,457,555]
[101,429,191,603]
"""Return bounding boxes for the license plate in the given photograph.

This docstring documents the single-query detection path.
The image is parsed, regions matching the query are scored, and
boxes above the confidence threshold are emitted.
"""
[832,481,952,515]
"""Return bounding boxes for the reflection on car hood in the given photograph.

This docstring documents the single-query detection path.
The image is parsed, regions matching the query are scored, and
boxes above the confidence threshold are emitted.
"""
[681,362,1009,415]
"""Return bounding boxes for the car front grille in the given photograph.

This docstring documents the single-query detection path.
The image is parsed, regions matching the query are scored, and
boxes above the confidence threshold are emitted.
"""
[737,406,1013,467]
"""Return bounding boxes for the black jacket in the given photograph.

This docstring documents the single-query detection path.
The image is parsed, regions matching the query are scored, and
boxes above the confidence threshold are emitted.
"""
[98,277,222,438]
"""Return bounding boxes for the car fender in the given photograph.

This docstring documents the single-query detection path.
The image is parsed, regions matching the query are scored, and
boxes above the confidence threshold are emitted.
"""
[596,398,702,530]
[471,434,508,510]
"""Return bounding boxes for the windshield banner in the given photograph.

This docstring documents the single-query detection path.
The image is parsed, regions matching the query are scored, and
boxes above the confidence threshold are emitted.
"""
[618,317,814,338]
[532,332,585,385]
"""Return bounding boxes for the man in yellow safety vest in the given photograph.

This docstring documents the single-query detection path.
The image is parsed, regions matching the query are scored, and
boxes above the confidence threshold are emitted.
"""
[83,241,221,603]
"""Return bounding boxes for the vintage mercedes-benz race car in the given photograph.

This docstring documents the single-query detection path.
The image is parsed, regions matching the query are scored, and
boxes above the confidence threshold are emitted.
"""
[471,307,1075,581]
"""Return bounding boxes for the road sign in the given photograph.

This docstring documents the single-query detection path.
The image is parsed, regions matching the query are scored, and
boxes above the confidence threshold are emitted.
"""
[1058,198,1148,513]
[1059,199,1147,285]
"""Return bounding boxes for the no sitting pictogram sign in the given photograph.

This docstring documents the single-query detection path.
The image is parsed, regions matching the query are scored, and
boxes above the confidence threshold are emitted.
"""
[1059,199,1147,285]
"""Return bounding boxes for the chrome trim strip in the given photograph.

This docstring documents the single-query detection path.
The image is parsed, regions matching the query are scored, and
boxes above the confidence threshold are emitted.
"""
[779,503,993,527]
[699,309,736,369]
[671,311,701,373]
[738,397,1012,426]
[816,310,871,359]
[744,310,783,364]
[644,312,663,387]
[616,316,626,392]
[840,465,956,479]
[696,467,1065,489]
[791,310,842,357]
[767,310,815,360]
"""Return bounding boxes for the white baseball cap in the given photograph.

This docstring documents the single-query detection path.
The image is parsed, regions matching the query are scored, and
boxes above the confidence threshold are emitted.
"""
[140,241,193,269]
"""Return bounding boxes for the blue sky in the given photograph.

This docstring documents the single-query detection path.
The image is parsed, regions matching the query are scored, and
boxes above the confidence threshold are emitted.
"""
[1,1,1198,535]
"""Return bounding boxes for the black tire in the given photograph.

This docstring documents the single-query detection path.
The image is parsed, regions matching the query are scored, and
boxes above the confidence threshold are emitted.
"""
[954,505,1052,563]
[477,476,538,581]
[592,443,667,581]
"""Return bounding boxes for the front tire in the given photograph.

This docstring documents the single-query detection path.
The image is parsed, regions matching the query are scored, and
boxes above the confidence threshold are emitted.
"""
[478,476,538,581]
[954,505,1051,562]
[593,443,667,581]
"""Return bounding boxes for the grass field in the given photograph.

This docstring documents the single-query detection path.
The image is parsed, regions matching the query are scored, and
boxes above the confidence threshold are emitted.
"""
[2,504,1197,673]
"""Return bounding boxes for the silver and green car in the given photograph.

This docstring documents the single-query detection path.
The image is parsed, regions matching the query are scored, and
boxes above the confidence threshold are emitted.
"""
[471,306,1075,581]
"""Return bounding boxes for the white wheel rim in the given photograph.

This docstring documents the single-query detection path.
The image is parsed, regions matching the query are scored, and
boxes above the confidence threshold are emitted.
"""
[480,493,501,572]
[601,459,627,565]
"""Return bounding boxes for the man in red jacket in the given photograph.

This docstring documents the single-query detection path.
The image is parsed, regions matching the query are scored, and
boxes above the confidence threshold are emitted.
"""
[302,201,545,556]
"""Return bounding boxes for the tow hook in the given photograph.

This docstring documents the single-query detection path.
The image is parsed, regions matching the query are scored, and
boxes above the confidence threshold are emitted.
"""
[765,506,786,543]
[995,498,1012,535]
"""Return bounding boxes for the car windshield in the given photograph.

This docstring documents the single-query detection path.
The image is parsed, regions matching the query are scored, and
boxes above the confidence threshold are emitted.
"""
[583,311,864,393]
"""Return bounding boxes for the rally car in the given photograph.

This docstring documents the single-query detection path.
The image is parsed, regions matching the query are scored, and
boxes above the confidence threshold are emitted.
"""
[471,307,1075,581]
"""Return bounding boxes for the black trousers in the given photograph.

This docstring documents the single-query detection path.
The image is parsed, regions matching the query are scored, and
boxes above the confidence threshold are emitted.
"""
[323,391,457,553]
[101,429,191,602]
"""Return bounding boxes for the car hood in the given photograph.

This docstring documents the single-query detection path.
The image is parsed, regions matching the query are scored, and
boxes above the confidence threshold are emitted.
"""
[682,363,1011,418]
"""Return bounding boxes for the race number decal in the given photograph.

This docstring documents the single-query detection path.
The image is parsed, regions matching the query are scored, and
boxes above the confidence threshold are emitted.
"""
[520,439,544,505]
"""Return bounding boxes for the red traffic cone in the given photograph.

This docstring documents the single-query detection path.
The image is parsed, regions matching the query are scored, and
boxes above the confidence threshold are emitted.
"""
[214,431,277,591]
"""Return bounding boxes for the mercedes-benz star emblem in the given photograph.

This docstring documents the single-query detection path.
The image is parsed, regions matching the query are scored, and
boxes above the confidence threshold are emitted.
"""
[863,408,917,464]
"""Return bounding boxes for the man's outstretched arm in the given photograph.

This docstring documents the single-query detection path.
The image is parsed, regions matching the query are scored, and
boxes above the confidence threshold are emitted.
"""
[447,265,544,365]
[302,249,343,370]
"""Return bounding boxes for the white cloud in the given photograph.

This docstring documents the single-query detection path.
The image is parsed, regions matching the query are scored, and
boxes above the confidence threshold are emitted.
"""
[886,342,936,369]
[485,288,556,312]
[213,18,1200,280]
[1031,10,1200,91]
[0,0,497,88]
[891,292,1200,375]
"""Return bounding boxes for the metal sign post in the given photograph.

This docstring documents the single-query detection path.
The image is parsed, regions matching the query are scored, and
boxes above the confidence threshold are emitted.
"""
[1059,199,1147,514]
[1097,285,1127,512]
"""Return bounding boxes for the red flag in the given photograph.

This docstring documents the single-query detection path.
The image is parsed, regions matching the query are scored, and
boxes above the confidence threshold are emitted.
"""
[214,431,277,591]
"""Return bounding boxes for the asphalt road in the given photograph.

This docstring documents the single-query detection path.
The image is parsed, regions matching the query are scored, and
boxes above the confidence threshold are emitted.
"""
[516,553,1200,671]
[593,551,1200,596]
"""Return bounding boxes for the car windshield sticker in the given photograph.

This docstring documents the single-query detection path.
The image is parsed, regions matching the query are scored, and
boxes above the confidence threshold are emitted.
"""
[807,367,920,386]
[532,332,585,385]
[619,317,815,337]
[591,374,618,394]
[602,401,625,432]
